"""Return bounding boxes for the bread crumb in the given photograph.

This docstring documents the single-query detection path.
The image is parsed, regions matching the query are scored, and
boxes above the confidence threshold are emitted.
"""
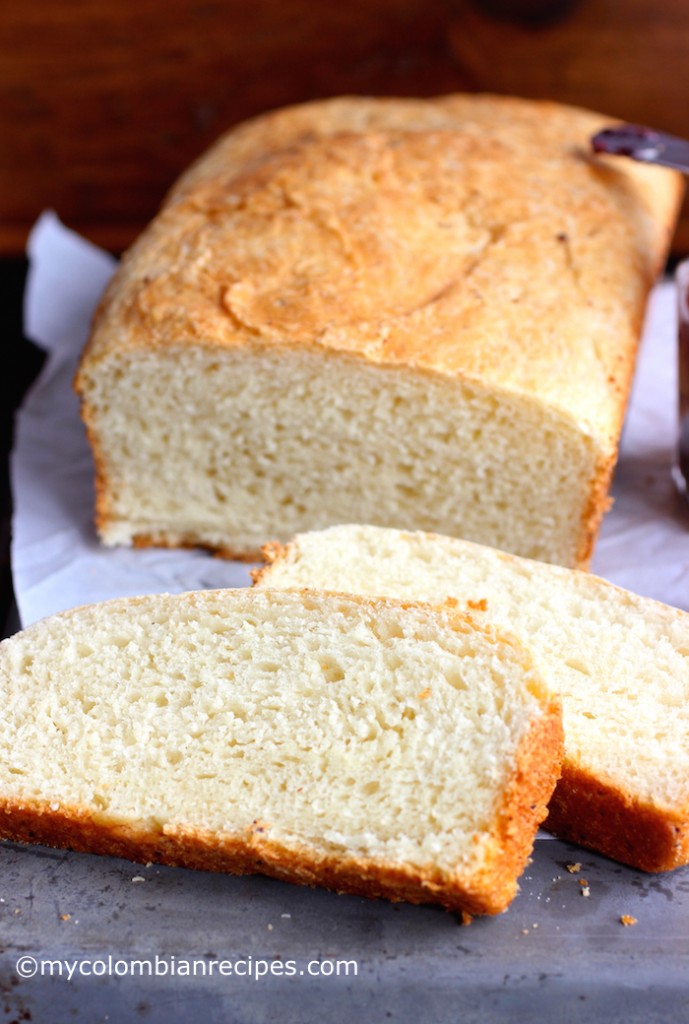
[580,886,591,898]
[131,876,146,883]
[467,599,488,612]
[566,863,582,873]
[578,878,589,887]
[268,923,273,931]
[620,914,638,927]
[460,910,473,927]
[59,913,71,922]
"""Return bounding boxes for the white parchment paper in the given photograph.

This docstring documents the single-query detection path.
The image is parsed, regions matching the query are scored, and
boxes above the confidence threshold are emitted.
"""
[10,211,689,628]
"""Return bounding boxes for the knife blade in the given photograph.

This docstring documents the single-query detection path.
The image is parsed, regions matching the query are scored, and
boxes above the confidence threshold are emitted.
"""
[591,124,689,174]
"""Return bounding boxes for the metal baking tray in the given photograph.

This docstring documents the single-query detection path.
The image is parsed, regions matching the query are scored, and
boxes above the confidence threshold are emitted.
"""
[2,833,689,1023]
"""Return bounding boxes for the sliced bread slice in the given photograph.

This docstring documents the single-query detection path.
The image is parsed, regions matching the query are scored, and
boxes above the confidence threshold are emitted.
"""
[0,587,562,915]
[255,524,689,872]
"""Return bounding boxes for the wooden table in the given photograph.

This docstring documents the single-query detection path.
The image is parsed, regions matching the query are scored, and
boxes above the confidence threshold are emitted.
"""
[1,0,689,257]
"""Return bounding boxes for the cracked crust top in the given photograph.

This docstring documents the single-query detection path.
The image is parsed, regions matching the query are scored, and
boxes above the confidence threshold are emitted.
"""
[76,94,683,451]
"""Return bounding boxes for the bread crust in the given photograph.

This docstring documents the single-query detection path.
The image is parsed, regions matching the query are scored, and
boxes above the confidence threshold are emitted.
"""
[74,94,684,568]
[0,692,561,916]
[546,764,689,873]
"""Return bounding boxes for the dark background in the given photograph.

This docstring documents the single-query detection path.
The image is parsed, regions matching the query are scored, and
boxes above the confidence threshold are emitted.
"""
[3,0,689,634]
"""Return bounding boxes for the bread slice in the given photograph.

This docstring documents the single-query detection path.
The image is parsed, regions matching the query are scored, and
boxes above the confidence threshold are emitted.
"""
[73,94,683,569]
[255,524,689,872]
[0,587,562,915]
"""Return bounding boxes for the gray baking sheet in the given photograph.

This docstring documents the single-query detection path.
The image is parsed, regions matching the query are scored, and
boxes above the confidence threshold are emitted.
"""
[4,212,689,1022]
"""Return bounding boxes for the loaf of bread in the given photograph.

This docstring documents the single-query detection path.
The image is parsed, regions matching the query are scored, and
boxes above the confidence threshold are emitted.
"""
[0,587,562,915]
[74,94,682,569]
[255,524,689,872]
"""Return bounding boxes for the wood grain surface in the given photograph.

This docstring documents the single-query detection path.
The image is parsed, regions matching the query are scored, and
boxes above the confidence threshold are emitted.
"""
[2,0,688,256]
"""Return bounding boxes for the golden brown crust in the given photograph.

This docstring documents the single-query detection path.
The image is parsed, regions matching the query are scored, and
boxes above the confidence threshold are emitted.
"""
[77,94,683,403]
[251,540,288,581]
[0,687,561,917]
[478,688,564,904]
[546,763,689,873]
[129,534,260,562]
[574,452,615,569]
[0,799,498,915]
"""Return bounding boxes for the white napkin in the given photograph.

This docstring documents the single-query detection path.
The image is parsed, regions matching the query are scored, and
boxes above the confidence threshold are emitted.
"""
[11,212,253,627]
[10,211,689,627]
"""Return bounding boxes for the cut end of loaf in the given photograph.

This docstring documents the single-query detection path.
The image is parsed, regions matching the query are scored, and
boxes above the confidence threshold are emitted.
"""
[0,587,562,914]
[77,343,605,569]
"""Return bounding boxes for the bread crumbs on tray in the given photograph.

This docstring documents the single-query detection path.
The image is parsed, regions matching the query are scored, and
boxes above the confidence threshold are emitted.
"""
[620,914,638,927]
[566,863,582,873]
